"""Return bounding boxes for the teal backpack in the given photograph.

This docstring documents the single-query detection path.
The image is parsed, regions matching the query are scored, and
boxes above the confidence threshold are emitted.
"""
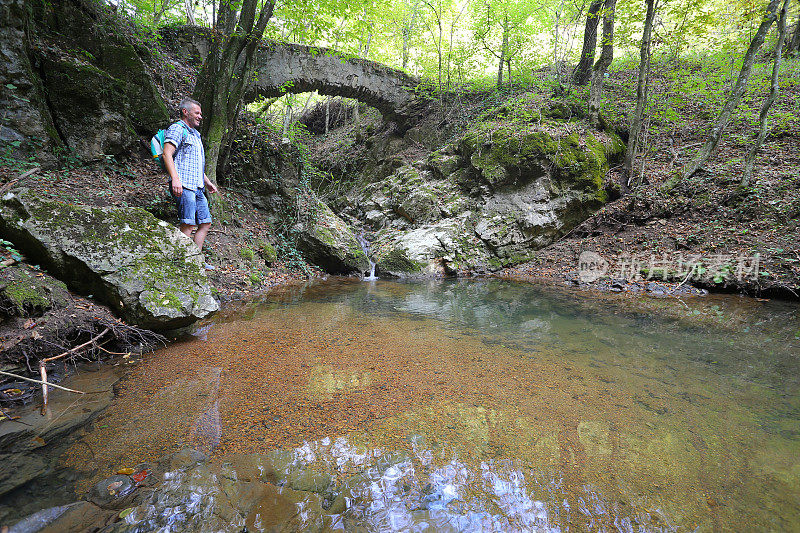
[150,122,189,170]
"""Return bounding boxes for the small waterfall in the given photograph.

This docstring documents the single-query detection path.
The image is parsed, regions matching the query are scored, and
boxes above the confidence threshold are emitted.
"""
[356,232,378,281]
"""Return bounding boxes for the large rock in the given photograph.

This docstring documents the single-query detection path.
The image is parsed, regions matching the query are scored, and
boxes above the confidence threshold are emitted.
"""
[373,217,488,278]
[26,0,169,160]
[0,190,218,330]
[460,126,620,263]
[294,193,370,275]
[0,0,169,163]
[0,0,61,163]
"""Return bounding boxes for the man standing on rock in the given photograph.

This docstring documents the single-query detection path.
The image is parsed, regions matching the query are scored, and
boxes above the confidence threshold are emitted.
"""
[163,98,218,266]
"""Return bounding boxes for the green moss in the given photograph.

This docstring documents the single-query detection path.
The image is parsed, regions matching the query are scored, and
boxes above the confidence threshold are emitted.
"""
[5,279,50,313]
[258,241,277,264]
[239,247,255,261]
[462,127,560,186]
[18,194,207,314]
[315,227,337,249]
[378,248,424,273]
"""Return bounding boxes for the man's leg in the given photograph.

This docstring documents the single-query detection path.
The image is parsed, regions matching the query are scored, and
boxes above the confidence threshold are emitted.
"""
[194,222,211,249]
[176,188,199,242]
[194,189,213,251]
[179,223,196,239]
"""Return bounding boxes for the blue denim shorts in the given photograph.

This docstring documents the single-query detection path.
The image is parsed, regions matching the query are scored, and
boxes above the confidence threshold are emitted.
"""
[171,186,212,226]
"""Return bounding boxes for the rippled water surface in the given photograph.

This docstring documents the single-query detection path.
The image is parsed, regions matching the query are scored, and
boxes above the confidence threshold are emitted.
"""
[63,279,800,531]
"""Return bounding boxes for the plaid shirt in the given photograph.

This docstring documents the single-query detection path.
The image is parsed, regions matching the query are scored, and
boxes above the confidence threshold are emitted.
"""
[165,121,205,191]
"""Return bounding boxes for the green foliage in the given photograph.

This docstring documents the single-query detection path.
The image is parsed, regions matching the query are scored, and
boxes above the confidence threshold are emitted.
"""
[0,239,23,267]
[258,241,278,264]
[248,270,264,285]
[276,234,312,275]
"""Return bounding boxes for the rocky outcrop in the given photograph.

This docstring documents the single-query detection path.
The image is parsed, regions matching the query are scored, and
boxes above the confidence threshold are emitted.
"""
[339,120,624,277]
[0,190,218,330]
[293,193,370,275]
[0,0,169,163]
[0,0,61,163]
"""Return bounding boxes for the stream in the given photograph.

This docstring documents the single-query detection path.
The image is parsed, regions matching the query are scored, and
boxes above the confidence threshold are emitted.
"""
[5,279,800,531]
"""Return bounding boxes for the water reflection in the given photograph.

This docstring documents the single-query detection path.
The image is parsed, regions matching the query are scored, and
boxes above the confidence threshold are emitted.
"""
[127,435,674,532]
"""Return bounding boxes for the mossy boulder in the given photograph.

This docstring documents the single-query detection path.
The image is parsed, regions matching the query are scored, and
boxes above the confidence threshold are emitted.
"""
[13,0,169,161]
[0,190,218,330]
[37,52,138,159]
[426,150,463,180]
[459,126,552,188]
[258,241,278,265]
[294,193,370,275]
[458,125,622,261]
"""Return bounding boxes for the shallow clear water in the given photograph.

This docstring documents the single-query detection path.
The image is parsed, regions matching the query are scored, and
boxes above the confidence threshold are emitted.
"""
[61,279,800,531]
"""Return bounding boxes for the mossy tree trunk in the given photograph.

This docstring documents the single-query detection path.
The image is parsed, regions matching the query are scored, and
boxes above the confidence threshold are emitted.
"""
[623,0,658,191]
[787,8,800,54]
[193,0,275,188]
[742,0,789,187]
[587,0,617,127]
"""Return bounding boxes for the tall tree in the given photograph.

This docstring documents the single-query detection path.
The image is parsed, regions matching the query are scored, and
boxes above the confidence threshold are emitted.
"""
[401,0,424,69]
[742,0,790,186]
[623,0,658,190]
[420,0,446,90]
[473,0,533,88]
[193,0,276,186]
[573,0,603,85]
[587,0,617,126]
[682,0,782,179]
[184,0,195,24]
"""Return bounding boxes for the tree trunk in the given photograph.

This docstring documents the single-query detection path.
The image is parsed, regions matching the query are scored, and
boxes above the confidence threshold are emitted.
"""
[623,0,657,191]
[788,5,800,54]
[587,0,617,127]
[679,0,782,180]
[402,0,421,70]
[325,97,330,134]
[185,0,195,25]
[497,16,508,87]
[742,0,789,187]
[573,0,603,85]
[193,0,275,187]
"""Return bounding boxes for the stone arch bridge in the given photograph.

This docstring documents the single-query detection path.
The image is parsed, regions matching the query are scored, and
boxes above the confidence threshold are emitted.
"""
[162,27,427,128]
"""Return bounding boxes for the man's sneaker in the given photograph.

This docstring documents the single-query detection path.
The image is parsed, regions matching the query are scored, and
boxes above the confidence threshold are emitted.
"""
[204,263,216,271]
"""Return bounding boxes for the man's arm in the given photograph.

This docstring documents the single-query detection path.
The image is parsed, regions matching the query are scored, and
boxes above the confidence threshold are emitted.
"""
[163,143,182,197]
[203,173,218,194]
